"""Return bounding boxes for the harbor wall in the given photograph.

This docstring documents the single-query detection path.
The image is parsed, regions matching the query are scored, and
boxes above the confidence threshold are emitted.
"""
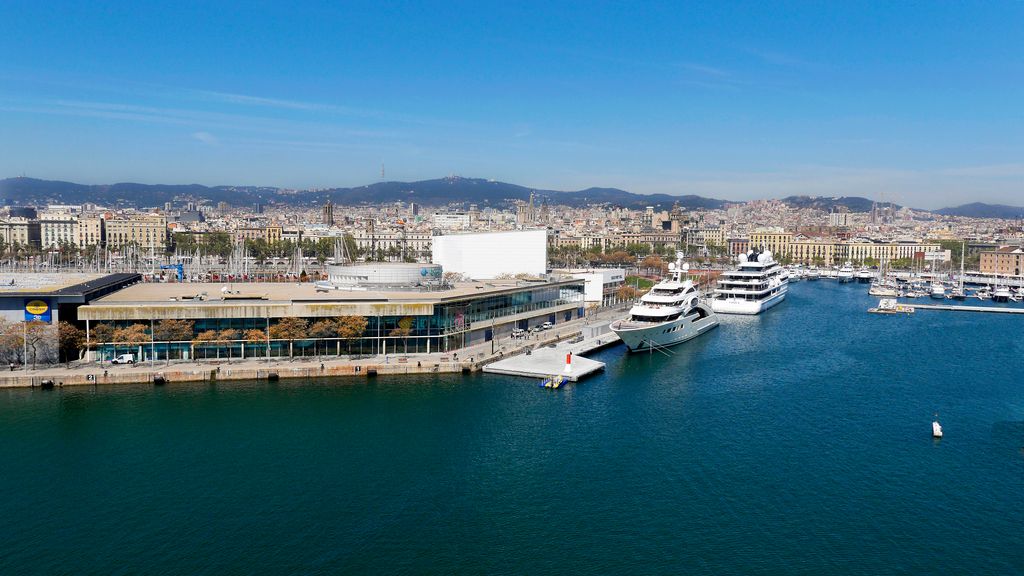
[0,361,469,389]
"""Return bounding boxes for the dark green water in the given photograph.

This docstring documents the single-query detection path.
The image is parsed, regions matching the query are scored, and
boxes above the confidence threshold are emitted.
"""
[2,282,1023,575]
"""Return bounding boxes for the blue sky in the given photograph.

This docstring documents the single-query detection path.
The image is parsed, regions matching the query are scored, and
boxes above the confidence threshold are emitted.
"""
[1,1,1022,208]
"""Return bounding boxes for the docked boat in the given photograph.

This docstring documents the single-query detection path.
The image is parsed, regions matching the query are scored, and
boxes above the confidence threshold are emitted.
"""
[710,249,788,315]
[806,267,821,281]
[868,280,899,297]
[837,262,855,283]
[868,298,914,314]
[610,254,719,352]
[950,241,967,301]
[929,282,946,300]
[855,268,875,283]
[993,285,1012,303]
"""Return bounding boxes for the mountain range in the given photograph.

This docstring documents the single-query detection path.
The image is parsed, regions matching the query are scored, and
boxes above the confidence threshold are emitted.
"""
[0,176,728,211]
[933,202,1024,219]
[1,176,1021,218]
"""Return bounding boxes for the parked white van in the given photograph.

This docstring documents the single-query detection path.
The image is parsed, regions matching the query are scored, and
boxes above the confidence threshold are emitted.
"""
[111,354,135,365]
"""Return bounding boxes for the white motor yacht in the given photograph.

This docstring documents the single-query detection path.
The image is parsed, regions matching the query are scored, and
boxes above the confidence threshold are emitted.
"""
[837,262,855,283]
[710,249,788,315]
[993,285,1012,303]
[855,268,875,283]
[610,254,719,352]
[869,281,899,297]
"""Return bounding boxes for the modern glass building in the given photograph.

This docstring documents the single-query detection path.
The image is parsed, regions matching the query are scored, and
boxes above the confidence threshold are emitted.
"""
[77,279,585,361]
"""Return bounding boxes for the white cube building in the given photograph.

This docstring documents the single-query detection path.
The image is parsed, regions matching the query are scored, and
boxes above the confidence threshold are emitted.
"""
[432,230,547,280]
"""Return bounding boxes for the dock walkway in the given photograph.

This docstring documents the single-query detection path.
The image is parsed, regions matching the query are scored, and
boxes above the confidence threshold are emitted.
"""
[910,303,1024,314]
[482,323,621,382]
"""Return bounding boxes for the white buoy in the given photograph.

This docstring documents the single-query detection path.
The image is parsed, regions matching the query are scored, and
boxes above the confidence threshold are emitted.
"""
[932,420,943,438]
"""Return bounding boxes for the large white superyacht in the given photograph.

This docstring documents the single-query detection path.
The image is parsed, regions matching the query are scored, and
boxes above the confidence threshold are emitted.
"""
[710,249,788,315]
[610,254,719,352]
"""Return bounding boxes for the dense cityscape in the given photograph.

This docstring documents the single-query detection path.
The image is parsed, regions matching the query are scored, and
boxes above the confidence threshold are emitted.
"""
[4,2,1023,574]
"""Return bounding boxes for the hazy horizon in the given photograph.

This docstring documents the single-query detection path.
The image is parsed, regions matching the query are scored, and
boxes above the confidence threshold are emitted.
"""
[2,2,1022,211]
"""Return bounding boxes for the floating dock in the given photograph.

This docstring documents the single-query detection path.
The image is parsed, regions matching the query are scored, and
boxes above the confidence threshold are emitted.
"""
[483,326,620,382]
[909,303,1024,314]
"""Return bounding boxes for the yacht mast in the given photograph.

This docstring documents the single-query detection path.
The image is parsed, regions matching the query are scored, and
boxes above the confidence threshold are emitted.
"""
[959,241,965,292]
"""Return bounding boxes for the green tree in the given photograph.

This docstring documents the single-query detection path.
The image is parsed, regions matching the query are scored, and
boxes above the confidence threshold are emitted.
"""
[245,238,270,265]
[938,239,965,265]
[205,232,234,258]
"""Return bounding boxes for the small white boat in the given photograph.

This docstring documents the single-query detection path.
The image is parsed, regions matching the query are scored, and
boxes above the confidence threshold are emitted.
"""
[869,279,899,297]
[868,298,914,314]
[993,285,1012,303]
[932,419,943,438]
[929,282,946,300]
[855,268,875,283]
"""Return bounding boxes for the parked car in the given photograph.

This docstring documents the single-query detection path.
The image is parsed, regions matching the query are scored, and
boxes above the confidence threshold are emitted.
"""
[111,354,135,365]
[541,322,553,330]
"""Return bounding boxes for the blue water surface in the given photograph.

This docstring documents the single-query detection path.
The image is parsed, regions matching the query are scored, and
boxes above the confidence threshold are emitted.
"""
[1,282,1022,575]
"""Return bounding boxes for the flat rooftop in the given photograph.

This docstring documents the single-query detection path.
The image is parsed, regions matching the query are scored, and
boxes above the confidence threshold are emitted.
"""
[91,278,579,305]
[0,273,140,297]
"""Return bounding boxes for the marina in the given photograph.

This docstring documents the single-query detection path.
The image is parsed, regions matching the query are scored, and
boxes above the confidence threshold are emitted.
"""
[4,280,1023,575]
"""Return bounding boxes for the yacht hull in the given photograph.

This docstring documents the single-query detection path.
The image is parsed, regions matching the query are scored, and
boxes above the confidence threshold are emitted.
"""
[711,289,787,315]
[611,304,719,352]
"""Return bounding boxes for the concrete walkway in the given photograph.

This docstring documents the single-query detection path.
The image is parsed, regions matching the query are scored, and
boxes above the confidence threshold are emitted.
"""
[0,307,629,389]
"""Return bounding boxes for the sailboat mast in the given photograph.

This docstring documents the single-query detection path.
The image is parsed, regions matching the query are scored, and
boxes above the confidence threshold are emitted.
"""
[959,240,965,291]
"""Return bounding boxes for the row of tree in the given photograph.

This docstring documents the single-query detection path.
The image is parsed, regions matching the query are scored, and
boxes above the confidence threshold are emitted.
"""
[0,319,58,368]
[87,317,371,345]
[0,314,425,368]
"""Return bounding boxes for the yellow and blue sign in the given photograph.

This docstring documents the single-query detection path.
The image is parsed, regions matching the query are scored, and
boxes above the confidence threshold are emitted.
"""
[24,299,51,323]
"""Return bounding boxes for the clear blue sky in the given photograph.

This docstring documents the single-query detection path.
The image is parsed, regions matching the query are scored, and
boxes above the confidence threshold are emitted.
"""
[2,1,1022,208]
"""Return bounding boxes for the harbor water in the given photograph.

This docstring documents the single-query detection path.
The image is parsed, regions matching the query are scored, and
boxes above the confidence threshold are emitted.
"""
[2,281,1023,574]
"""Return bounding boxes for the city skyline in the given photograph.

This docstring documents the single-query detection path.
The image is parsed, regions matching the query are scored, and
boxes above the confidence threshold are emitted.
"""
[2,1,1023,209]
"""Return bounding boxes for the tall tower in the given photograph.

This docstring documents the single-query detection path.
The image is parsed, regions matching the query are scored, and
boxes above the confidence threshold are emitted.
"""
[321,200,335,226]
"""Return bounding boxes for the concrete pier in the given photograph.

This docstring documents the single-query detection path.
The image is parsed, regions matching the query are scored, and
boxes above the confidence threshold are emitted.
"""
[482,323,620,382]
[909,303,1024,314]
[483,347,605,382]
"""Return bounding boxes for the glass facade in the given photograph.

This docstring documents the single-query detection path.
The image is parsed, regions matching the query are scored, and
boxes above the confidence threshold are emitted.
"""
[90,282,585,362]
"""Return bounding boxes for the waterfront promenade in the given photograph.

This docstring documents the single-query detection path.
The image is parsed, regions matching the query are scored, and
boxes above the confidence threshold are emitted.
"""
[0,308,627,388]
